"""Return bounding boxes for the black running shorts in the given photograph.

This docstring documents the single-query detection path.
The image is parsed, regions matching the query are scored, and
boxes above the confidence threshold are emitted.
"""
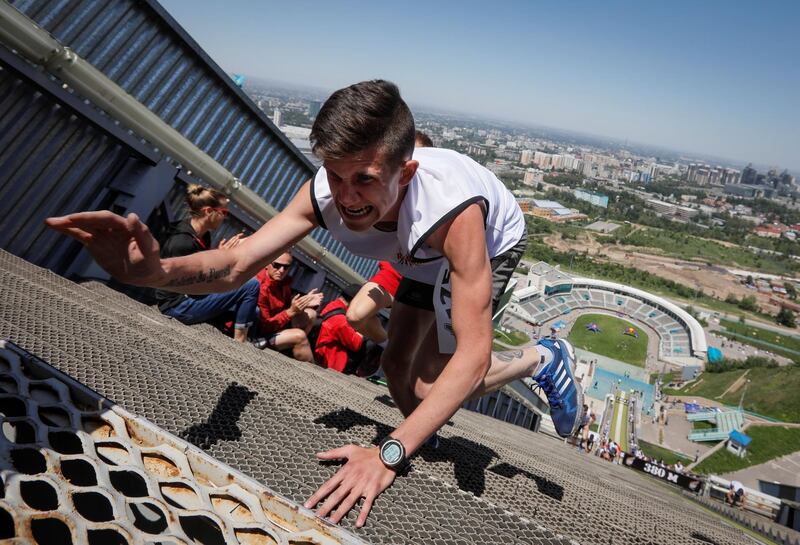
[395,234,527,313]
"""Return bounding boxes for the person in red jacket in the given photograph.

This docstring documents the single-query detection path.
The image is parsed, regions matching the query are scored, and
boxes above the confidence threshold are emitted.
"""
[254,251,322,362]
[314,285,368,373]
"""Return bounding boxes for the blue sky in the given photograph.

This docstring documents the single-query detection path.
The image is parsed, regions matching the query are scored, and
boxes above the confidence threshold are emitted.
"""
[161,0,799,171]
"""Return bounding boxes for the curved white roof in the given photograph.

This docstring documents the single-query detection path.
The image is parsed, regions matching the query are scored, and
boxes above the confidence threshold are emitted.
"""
[570,277,708,354]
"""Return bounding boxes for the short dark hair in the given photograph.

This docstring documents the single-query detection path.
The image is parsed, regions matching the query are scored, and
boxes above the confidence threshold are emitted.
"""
[310,80,415,168]
[415,130,433,148]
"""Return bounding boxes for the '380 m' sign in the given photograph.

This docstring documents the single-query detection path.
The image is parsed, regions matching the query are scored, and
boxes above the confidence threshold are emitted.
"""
[620,453,704,494]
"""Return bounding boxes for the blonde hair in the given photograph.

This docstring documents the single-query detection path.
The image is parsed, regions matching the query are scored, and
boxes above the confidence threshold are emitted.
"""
[186,184,227,217]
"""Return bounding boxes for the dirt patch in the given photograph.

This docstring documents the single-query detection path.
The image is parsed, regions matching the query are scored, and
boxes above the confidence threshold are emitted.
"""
[542,232,780,315]
[719,369,750,398]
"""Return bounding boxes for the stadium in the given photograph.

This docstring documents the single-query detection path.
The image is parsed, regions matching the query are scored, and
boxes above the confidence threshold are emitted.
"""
[0,2,798,544]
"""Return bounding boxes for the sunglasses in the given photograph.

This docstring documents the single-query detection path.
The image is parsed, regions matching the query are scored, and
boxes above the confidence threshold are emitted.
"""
[206,207,229,217]
[271,262,291,270]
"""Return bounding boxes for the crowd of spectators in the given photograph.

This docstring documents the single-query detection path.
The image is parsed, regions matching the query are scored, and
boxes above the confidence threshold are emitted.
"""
[152,132,449,382]
[155,182,408,378]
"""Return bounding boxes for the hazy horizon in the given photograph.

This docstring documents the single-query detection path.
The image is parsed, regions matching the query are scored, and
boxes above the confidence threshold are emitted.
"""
[160,0,800,172]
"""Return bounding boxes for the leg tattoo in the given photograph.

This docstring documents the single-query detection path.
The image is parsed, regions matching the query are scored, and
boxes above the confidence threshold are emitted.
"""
[496,349,524,363]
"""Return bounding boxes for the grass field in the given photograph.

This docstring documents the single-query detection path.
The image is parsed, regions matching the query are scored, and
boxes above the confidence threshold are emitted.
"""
[638,440,691,466]
[493,329,530,346]
[664,370,747,399]
[718,319,800,362]
[568,314,649,367]
[609,395,630,452]
[693,421,715,431]
[623,228,800,276]
[693,426,800,475]
[665,366,800,423]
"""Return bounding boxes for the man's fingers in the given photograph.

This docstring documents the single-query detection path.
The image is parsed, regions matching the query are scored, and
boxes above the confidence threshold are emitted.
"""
[303,473,343,510]
[356,494,375,528]
[53,226,94,244]
[128,214,159,257]
[47,210,129,230]
[316,482,352,519]
[315,445,352,460]
[329,489,362,524]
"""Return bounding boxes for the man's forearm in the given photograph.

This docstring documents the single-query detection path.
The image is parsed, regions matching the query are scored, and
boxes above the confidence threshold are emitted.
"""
[390,350,489,455]
[159,246,257,294]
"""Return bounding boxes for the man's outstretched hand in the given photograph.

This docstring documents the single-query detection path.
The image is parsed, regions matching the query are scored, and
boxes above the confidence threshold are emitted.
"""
[304,444,396,528]
[45,211,164,286]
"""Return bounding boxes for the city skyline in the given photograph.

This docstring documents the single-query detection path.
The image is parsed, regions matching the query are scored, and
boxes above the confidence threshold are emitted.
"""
[160,0,800,171]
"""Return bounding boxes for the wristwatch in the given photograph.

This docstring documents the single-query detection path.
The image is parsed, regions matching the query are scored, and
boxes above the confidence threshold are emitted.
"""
[378,436,407,469]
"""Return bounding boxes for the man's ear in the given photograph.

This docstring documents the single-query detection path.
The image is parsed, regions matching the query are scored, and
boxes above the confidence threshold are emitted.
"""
[399,160,418,187]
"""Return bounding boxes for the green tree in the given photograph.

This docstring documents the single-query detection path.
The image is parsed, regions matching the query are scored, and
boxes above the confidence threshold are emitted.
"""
[738,295,759,312]
[777,307,797,328]
[784,282,797,300]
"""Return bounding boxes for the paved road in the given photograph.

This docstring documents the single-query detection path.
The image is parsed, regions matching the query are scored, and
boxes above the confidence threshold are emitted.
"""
[722,450,800,490]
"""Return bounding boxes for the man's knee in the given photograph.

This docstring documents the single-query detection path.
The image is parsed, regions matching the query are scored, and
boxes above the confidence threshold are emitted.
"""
[288,329,309,346]
[293,308,316,329]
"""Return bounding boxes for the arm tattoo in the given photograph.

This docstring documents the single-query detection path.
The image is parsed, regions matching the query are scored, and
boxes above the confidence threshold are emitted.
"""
[165,265,232,287]
[495,349,524,363]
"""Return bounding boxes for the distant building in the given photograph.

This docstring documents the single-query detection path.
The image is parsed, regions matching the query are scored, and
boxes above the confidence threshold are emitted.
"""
[272,108,282,127]
[520,149,533,165]
[754,224,786,238]
[573,188,609,208]
[721,168,741,185]
[648,199,673,215]
[725,184,775,199]
[741,163,757,185]
[533,151,556,170]
[527,199,586,222]
[674,205,699,221]
[523,168,543,185]
[308,100,322,118]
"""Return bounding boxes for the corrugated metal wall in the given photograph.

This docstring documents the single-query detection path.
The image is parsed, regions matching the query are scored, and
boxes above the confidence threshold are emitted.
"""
[7,0,376,279]
[0,63,127,275]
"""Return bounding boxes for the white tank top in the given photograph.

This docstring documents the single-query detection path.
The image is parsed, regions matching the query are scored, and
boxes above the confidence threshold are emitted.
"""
[311,147,525,283]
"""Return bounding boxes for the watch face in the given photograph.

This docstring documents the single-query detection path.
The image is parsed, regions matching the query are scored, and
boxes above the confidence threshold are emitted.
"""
[381,441,403,465]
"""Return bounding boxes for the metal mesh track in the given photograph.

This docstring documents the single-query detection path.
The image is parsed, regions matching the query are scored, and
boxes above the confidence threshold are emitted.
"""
[0,250,756,544]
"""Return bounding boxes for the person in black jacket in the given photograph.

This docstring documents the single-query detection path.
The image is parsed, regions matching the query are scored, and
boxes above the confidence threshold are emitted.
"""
[154,184,259,343]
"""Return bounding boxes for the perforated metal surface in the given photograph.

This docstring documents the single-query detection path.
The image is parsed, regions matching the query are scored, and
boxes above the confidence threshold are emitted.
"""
[0,250,759,545]
[0,341,365,545]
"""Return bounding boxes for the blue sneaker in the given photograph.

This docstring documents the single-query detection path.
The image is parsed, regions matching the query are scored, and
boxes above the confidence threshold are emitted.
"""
[533,338,583,438]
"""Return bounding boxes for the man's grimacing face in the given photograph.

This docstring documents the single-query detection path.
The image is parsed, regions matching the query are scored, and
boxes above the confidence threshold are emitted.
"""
[324,147,417,232]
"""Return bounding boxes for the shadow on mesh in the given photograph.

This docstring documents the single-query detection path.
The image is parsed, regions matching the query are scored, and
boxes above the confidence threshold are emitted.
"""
[488,462,564,501]
[314,407,551,498]
[179,382,257,450]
